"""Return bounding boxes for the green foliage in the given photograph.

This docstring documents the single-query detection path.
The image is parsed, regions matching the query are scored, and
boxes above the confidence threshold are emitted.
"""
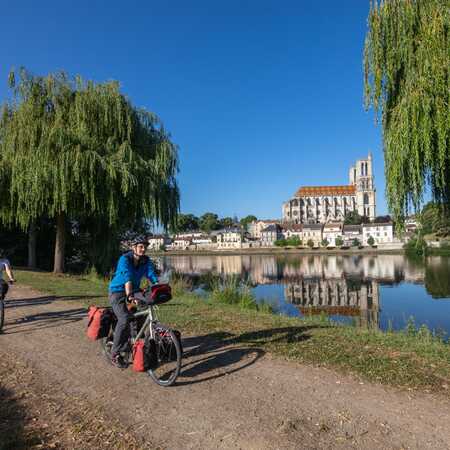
[321,238,329,247]
[199,212,220,232]
[352,238,360,247]
[364,1,449,220]
[0,68,179,272]
[240,215,257,230]
[287,236,302,246]
[344,211,367,225]
[220,217,234,228]
[420,202,450,237]
[404,235,427,257]
[307,239,314,248]
[374,215,392,223]
[335,236,344,247]
[172,213,199,233]
[367,236,375,246]
[274,239,287,247]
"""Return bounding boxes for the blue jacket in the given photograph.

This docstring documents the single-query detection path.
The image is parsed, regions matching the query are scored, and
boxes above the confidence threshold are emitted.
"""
[109,251,158,293]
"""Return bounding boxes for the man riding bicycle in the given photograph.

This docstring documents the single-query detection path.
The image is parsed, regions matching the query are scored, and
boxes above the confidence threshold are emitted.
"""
[0,250,16,299]
[108,236,158,368]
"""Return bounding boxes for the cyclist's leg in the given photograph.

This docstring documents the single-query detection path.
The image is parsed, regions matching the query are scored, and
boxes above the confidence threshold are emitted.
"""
[110,293,131,355]
[0,279,8,300]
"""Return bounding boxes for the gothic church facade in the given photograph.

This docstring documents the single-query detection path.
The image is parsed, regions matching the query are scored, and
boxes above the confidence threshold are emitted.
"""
[282,153,376,224]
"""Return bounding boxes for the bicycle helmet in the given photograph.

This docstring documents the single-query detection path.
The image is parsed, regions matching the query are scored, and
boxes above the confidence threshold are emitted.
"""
[130,235,149,247]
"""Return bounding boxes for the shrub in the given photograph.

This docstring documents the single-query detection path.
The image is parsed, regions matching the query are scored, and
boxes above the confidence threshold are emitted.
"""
[307,239,314,248]
[335,236,343,247]
[321,238,329,247]
[367,236,375,246]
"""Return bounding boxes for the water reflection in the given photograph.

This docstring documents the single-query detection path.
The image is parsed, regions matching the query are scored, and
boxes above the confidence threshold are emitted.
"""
[161,254,450,334]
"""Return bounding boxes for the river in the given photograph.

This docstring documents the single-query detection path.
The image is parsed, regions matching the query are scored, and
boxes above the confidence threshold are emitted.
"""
[159,253,450,337]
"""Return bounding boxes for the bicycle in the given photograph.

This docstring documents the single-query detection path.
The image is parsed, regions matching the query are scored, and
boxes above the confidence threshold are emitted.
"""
[0,280,13,332]
[102,285,182,387]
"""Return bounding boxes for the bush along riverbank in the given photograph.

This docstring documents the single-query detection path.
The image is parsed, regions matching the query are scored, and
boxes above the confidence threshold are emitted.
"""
[14,269,450,395]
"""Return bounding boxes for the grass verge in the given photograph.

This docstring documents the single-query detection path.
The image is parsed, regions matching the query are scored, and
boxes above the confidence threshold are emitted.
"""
[14,269,450,395]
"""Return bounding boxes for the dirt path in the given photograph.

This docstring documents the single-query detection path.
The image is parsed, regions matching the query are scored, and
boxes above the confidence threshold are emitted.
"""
[1,285,450,450]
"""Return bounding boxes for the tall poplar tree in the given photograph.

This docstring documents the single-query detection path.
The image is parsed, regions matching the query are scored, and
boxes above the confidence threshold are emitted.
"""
[0,68,179,273]
[364,0,449,221]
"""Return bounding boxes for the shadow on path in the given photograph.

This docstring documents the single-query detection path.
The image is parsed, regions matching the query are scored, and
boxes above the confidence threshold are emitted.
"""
[2,307,86,335]
[177,326,314,386]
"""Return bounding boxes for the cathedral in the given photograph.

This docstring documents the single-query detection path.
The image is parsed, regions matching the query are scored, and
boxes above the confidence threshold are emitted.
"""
[282,153,376,224]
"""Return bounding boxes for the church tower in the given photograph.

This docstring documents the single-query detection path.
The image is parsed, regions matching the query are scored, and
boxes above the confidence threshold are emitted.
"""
[349,153,376,220]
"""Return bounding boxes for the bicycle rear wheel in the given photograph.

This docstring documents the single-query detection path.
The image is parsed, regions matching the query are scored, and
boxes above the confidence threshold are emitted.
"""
[147,326,181,387]
[0,299,4,332]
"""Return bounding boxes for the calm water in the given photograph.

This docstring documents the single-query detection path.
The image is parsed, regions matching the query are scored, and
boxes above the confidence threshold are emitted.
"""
[160,254,450,336]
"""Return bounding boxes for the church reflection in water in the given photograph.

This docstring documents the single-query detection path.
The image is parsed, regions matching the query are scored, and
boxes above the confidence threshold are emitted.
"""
[284,278,380,328]
[162,253,450,330]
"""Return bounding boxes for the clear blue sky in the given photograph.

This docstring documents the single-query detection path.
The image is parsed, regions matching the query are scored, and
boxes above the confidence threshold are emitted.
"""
[0,0,387,220]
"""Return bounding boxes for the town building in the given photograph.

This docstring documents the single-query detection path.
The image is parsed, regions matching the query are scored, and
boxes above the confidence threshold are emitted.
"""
[282,153,376,224]
[322,222,343,247]
[362,222,394,245]
[302,223,323,247]
[168,237,192,250]
[147,234,172,250]
[342,225,363,246]
[282,223,303,240]
[217,228,244,249]
[248,220,280,239]
[260,224,283,247]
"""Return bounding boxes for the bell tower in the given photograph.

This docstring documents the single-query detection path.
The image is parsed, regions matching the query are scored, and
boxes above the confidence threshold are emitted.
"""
[354,153,376,220]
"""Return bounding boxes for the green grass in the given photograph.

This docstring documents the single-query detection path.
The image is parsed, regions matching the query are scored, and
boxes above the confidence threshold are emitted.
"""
[14,269,450,394]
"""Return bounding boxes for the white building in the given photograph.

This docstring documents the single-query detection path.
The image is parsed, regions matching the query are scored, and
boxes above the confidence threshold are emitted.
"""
[342,225,363,246]
[282,224,303,240]
[362,222,394,245]
[322,222,343,247]
[217,229,243,249]
[168,237,192,250]
[302,224,323,246]
[282,153,376,224]
[260,224,283,247]
[248,220,280,239]
[147,234,172,250]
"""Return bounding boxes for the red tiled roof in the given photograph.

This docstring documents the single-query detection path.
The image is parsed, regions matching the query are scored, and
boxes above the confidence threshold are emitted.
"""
[295,185,356,197]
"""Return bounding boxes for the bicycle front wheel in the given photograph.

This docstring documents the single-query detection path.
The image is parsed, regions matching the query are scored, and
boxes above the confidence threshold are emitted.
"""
[147,327,182,387]
[0,299,4,332]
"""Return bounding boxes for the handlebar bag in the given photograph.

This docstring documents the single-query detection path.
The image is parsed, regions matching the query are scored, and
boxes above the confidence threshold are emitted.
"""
[150,284,172,304]
[87,306,113,341]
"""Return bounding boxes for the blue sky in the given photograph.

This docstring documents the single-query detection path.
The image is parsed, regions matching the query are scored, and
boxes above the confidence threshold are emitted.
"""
[0,1,387,219]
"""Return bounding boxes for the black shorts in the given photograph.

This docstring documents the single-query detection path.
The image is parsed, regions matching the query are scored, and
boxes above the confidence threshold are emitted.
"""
[0,279,9,300]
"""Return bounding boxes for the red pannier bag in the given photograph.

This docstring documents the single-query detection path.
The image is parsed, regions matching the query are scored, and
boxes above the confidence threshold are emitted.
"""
[86,306,113,341]
[132,339,146,372]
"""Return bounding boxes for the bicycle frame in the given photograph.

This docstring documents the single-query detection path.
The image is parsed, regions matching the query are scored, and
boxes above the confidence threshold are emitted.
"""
[131,303,159,343]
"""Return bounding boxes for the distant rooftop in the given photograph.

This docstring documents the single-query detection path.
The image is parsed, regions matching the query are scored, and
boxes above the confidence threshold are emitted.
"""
[295,185,356,197]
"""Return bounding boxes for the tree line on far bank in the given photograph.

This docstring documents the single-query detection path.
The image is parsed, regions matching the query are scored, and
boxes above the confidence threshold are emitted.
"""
[0,68,179,274]
[172,213,257,233]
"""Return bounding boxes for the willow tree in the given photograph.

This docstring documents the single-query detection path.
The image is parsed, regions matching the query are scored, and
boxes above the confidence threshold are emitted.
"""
[0,68,179,273]
[364,0,449,222]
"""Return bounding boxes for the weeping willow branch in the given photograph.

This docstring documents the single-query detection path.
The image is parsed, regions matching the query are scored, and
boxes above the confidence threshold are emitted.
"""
[0,68,179,271]
[364,0,449,221]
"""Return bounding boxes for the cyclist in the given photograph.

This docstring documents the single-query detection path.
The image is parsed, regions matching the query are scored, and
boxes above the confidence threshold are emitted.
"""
[108,236,158,368]
[0,250,16,299]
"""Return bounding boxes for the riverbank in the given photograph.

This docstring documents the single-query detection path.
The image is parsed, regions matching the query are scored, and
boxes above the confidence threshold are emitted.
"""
[4,282,450,449]
[12,269,450,395]
[150,245,404,257]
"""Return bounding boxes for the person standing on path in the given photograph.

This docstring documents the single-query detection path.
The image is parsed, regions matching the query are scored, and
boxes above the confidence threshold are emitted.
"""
[108,237,159,368]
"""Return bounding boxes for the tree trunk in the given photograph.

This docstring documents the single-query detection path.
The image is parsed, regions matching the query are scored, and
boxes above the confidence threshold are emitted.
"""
[27,222,37,268]
[53,212,66,273]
